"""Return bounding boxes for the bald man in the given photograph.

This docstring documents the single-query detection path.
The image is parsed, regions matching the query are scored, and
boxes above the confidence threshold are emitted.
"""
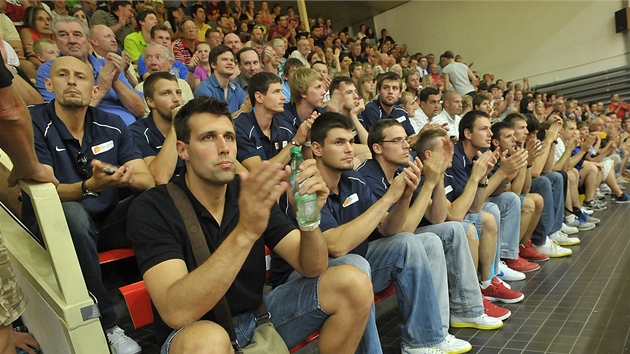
[25,56,154,354]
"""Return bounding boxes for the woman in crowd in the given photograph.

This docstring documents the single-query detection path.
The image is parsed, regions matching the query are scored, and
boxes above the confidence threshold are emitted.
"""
[153,1,168,25]
[20,6,53,70]
[259,1,272,27]
[167,7,184,39]
[534,100,546,122]
[69,7,89,27]
[520,96,535,114]
[244,0,256,23]
[357,74,375,102]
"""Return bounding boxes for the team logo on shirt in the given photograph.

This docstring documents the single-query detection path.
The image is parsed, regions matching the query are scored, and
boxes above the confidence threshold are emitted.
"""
[343,193,359,208]
[444,185,453,195]
[91,140,114,155]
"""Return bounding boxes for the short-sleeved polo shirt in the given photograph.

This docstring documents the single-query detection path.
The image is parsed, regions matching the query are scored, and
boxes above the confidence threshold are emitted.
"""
[22,102,142,223]
[320,170,378,258]
[273,102,326,134]
[193,74,246,114]
[233,111,294,163]
[445,141,474,201]
[123,31,147,62]
[129,113,184,181]
[35,54,144,126]
[358,100,415,137]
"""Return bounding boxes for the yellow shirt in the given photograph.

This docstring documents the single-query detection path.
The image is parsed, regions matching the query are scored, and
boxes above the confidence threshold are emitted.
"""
[197,24,211,42]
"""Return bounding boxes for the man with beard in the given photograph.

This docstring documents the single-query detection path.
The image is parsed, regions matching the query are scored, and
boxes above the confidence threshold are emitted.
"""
[127,97,373,354]
[234,72,311,172]
[233,47,261,92]
[358,72,414,137]
[130,72,185,185]
[25,56,154,354]
[405,69,421,104]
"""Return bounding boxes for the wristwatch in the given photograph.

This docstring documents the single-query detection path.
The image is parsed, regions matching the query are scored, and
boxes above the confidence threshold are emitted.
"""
[82,179,99,197]
[290,140,300,147]
[478,178,488,188]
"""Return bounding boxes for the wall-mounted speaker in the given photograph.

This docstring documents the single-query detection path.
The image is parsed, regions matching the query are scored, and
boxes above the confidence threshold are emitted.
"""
[615,7,630,33]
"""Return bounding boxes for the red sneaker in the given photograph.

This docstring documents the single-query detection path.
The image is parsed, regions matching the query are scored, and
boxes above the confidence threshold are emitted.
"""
[504,256,540,273]
[519,240,550,262]
[481,277,524,303]
[483,296,511,321]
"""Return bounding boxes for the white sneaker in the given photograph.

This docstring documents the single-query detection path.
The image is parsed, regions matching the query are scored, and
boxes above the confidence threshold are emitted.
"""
[561,223,579,235]
[497,261,526,281]
[564,215,596,231]
[581,208,594,215]
[532,238,572,258]
[549,230,580,246]
[594,190,606,200]
[600,184,612,194]
[401,345,446,354]
[106,326,142,354]
[450,313,503,330]
[435,334,472,354]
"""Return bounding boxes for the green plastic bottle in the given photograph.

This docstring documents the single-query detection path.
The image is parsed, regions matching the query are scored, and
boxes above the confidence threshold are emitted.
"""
[289,147,321,230]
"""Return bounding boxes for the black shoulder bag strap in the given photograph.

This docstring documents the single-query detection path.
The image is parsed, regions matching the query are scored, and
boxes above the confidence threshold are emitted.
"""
[166,183,270,349]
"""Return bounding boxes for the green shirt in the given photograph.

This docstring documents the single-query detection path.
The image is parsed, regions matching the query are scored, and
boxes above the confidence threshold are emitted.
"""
[124,31,147,62]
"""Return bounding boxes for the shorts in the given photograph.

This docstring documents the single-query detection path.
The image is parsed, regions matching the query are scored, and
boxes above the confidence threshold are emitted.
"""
[0,235,26,327]
[601,159,614,183]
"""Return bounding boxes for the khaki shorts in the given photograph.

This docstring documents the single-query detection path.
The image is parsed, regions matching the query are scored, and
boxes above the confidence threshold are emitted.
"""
[0,234,26,327]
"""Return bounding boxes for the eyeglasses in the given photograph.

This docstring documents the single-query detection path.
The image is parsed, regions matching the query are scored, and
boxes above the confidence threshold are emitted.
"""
[380,137,411,145]
[182,26,198,31]
[76,152,88,178]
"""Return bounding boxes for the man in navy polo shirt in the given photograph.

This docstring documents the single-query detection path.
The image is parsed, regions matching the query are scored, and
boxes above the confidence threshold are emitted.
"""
[234,71,311,172]
[447,111,539,303]
[274,67,325,133]
[358,71,415,137]
[310,112,472,354]
[24,56,154,354]
[35,16,146,126]
[194,45,248,116]
[130,72,185,185]
[414,128,514,318]
[357,119,507,329]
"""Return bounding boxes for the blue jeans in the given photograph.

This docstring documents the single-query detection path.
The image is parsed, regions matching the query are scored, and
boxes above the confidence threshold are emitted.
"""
[531,172,564,245]
[28,198,135,329]
[367,232,444,348]
[486,192,520,260]
[416,221,484,330]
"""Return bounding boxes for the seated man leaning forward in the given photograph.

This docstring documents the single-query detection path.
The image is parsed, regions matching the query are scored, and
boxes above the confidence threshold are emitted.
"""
[127,96,374,353]
[23,56,154,354]
[35,16,145,125]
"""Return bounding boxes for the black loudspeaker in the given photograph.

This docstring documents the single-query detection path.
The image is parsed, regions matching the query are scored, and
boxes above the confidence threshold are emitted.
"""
[615,8,630,33]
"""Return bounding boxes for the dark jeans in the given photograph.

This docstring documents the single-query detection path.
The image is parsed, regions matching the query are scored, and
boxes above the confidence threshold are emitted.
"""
[531,172,565,245]
[28,196,136,329]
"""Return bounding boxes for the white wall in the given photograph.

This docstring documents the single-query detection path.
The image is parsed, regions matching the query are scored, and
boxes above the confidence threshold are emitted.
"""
[374,1,629,87]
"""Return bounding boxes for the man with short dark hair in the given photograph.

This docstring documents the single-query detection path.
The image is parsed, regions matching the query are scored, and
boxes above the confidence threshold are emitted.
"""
[358,71,414,136]
[233,47,261,92]
[204,28,222,49]
[280,57,303,103]
[194,45,247,115]
[244,26,265,59]
[311,112,472,353]
[411,87,441,133]
[190,4,210,42]
[127,96,373,354]
[349,60,363,82]
[357,119,505,334]
[234,71,310,172]
[441,51,476,97]
[27,56,153,354]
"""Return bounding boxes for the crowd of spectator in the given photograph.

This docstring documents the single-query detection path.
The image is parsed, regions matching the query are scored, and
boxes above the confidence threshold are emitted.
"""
[1,1,630,354]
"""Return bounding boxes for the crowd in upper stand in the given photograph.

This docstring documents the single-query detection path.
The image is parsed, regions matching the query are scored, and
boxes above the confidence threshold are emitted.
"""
[1,1,630,354]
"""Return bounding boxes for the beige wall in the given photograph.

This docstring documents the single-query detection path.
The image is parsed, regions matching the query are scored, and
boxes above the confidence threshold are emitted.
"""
[374,1,628,87]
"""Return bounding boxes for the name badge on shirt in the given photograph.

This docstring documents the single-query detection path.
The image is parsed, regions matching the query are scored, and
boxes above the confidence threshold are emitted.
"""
[282,141,287,148]
[343,193,359,208]
[396,116,407,123]
[444,185,453,195]
[91,140,114,155]
[275,142,280,150]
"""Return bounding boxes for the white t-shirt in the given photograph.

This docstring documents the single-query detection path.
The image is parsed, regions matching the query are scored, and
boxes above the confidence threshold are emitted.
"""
[554,138,566,165]
[433,110,461,138]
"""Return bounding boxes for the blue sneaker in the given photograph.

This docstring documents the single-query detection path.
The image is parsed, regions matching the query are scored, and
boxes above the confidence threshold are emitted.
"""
[613,193,630,204]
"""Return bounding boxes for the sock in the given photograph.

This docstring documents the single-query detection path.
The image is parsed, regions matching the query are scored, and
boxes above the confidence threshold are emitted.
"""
[480,280,492,289]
